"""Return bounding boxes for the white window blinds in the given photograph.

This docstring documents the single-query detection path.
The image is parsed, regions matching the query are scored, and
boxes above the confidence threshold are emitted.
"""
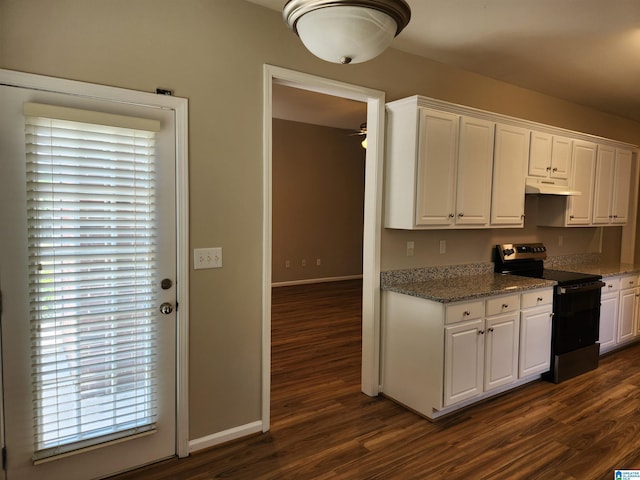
[24,103,162,461]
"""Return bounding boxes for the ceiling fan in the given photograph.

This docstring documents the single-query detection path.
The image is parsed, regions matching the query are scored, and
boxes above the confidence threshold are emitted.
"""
[349,122,368,149]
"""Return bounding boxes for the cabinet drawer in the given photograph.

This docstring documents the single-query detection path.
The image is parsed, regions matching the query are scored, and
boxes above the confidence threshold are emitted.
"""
[620,275,638,290]
[485,294,520,316]
[521,289,553,309]
[445,300,484,324]
[602,277,620,293]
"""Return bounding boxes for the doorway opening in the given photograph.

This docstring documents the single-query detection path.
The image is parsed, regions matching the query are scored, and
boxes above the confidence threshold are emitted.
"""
[262,65,386,430]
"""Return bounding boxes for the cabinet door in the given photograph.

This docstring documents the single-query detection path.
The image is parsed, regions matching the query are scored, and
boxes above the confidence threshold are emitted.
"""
[491,124,529,225]
[415,109,459,226]
[444,319,484,407]
[612,149,632,224]
[528,131,553,178]
[593,145,615,225]
[550,135,572,180]
[599,292,618,354]
[618,288,637,344]
[567,140,597,225]
[519,306,552,377]
[484,313,519,391]
[456,116,494,225]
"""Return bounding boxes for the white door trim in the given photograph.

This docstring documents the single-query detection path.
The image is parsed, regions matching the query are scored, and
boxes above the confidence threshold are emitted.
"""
[0,68,191,458]
[262,65,385,430]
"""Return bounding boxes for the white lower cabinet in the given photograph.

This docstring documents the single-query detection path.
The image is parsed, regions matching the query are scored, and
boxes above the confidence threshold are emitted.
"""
[519,306,553,377]
[444,318,484,406]
[444,298,520,407]
[599,279,620,354]
[382,287,552,419]
[617,275,639,345]
[484,312,520,390]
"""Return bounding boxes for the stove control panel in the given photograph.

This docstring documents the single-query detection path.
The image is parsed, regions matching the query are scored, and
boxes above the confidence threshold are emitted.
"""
[496,243,547,262]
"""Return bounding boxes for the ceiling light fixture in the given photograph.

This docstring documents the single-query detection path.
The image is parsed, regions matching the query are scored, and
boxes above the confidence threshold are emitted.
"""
[283,0,411,65]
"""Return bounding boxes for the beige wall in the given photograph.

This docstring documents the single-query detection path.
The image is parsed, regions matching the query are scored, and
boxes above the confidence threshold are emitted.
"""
[272,120,365,284]
[2,0,639,440]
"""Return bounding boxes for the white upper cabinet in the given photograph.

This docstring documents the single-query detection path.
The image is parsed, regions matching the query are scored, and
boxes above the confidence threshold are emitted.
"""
[593,145,616,224]
[456,116,495,225]
[384,97,495,230]
[384,95,636,230]
[491,124,529,226]
[566,140,597,225]
[529,132,572,180]
[612,149,633,224]
[414,109,459,226]
[593,146,632,225]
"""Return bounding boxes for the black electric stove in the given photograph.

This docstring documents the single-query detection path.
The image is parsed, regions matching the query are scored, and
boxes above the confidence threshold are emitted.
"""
[494,243,604,383]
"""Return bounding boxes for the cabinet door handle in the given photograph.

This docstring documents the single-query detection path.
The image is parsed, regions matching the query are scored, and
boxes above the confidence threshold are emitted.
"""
[569,215,575,219]
[546,166,552,171]
[537,297,543,302]
[458,213,464,217]
[552,167,558,172]
[478,329,485,335]
[487,327,494,333]
[448,213,455,218]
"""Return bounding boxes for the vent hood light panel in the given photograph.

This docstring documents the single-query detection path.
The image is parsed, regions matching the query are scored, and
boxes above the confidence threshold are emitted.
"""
[525,178,581,196]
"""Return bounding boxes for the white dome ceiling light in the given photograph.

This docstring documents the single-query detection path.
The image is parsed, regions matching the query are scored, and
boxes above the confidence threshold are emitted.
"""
[283,0,411,65]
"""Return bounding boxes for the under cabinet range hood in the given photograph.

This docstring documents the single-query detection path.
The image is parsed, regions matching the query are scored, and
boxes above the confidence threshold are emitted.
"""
[525,178,581,196]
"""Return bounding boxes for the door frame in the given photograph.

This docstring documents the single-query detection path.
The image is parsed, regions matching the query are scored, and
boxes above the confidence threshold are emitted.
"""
[0,68,191,458]
[261,65,386,429]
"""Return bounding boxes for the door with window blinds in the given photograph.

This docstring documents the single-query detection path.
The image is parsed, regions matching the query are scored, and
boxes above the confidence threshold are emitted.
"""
[0,85,177,480]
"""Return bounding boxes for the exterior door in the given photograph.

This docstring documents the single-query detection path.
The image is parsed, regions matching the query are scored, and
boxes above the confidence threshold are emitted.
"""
[0,82,177,479]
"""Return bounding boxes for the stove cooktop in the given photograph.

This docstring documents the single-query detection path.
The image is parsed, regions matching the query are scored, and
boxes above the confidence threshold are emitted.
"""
[494,243,603,286]
[536,268,602,286]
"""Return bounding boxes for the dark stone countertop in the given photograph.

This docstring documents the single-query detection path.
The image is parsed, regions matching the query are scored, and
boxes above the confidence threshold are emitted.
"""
[382,273,556,304]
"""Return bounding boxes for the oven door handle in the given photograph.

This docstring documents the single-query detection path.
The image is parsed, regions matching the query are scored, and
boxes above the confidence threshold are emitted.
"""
[558,281,606,295]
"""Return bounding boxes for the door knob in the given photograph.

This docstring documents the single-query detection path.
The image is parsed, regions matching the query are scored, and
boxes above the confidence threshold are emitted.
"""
[159,302,174,314]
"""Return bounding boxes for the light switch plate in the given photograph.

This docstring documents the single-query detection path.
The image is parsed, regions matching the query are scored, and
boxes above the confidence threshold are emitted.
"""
[194,247,222,269]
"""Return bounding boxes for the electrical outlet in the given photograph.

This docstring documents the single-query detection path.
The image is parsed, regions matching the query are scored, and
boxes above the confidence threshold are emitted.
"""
[194,247,222,269]
[406,241,415,257]
[285,260,290,268]
[316,258,321,266]
[301,259,307,267]
[439,240,446,254]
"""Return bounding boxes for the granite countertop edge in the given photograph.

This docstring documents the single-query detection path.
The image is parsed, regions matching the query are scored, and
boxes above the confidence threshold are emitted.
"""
[549,263,640,278]
[382,273,557,304]
[380,262,640,304]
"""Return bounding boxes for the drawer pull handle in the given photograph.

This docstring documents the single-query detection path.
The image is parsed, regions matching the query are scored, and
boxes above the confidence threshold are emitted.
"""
[537,297,543,302]
[463,311,470,316]
[501,303,508,309]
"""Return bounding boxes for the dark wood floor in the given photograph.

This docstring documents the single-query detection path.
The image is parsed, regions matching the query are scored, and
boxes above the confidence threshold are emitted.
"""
[111,279,640,480]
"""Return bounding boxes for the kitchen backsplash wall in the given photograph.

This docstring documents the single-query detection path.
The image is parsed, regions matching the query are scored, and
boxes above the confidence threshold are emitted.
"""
[381,195,621,271]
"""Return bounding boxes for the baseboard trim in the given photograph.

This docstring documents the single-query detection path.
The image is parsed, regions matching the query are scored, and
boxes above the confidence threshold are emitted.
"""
[272,274,363,288]
[188,421,263,453]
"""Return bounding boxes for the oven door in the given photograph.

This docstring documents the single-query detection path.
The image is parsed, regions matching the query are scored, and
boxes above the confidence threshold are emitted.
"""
[552,282,605,354]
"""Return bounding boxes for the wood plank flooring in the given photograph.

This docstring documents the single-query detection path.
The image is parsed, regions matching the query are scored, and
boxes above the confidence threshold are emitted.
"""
[111,279,640,480]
